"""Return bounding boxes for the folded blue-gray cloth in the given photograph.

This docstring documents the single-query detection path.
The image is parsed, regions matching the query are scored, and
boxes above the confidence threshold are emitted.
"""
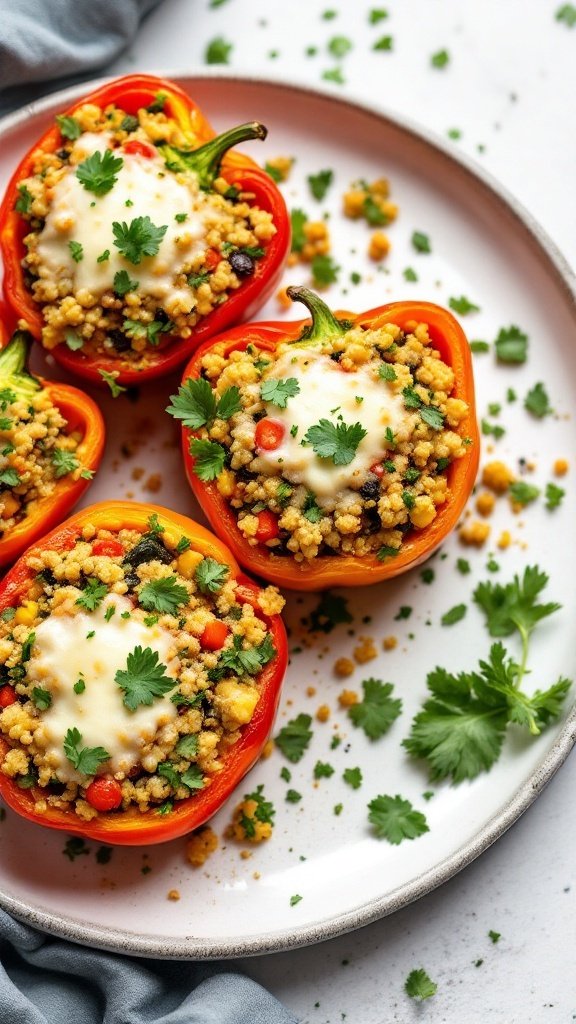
[0,910,298,1023]
[0,4,299,1021]
[0,0,162,114]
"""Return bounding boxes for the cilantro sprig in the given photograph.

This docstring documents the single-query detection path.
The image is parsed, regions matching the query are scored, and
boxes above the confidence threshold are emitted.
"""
[63,727,110,776]
[260,377,300,408]
[76,149,124,197]
[405,969,438,1000]
[194,557,229,594]
[274,713,313,763]
[208,633,276,681]
[76,579,108,612]
[166,378,241,429]
[138,576,188,616]
[303,418,367,466]
[348,678,402,740]
[368,794,429,844]
[473,566,561,675]
[112,216,167,264]
[188,438,227,480]
[115,646,176,711]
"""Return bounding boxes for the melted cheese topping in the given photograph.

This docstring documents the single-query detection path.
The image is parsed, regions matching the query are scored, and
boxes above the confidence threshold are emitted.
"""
[27,595,179,784]
[255,348,406,496]
[36,133,215,305]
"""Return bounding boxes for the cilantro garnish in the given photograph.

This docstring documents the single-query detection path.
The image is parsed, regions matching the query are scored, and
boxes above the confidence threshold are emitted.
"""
[403,642,571,782]
[275,713,313,763]
[524,382,552,418]
[470,339,489,353]
[209,633,276,680]
[545,482,565,510]
[260,377,300,408]
[403,266,418,282]
[290,208,308,253]
[146,91,167,113]
[63,727,110,776]
[175,735,198,759]
[189,438,227,480]
[303,417,366,466]
[431,48,450,68]
[51,447,78,478]
[138,576,188,615]
[56,114,82,140]
[309,592,352,632]
[166,378,241,429]
[32,686,52,711]
[205,36,233,63]
[411,231,431,253]
[440,603,467,626]
[76,149,124,197]
[97,249,110,264]
[509,481,540,506]
[379,363,397,382]
[328,36,352,58]
[112,216,167,264]
[494,325,528,363]
[194,557,229,594]
[449,295,479,315]
[377,544,400,560]
[115,645,175,711]
[369,8,389,23]
[368,794,429,844]
[286,789,302,803]
[348,678,402,740]
[307,168,334,200]
[113,270,139,296]
[473,566,560,666]
[303,492,323,523]
[76,578,107,612]
[405,969,438,1000]
[68,240,83,263]
[322,67,346,85]
[98,369,126,397]
[240,784,275,837]
[311,253,340,287]
[0,468,20,488]
[343,766,363,789]
[14,185,33,214]
[556,4,576,26]
[373,35,393,51]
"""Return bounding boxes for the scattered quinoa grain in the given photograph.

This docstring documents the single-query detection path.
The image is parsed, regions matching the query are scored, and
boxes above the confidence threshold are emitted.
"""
[316,704,330,722]
[383,635,397,651]
[368,231,391,261]
[497,530,512,549]
[338,689,358,708]
[276,286,292,309]
[482,460,515,494]
[459,519,491,546]
[167,889,180,901]
[185,826,219,868]
[475,491,496,517]
[334,657,355,677]
[353,636,377,664]
[306,686,317,697]
[554,458,569,476]
[144,473,162,493]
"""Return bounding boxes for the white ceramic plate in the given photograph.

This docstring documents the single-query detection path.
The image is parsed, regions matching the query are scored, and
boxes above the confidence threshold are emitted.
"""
[0,73,575,960]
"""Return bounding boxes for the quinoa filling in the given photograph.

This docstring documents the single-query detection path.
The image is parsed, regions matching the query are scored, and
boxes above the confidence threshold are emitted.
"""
[14,95,277,363]
[0,515,284,820]
[172,310,472,562]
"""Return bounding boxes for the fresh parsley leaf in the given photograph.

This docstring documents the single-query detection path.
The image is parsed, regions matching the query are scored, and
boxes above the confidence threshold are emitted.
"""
[470,339,490,353]
[180,764,205,790]
[120,114,139,133]
[403,266,418,282]
[311,253,340,287]
[63,727,110,776]
[449,295,479,315]
[348,678,402,740]
[76,149,124,197]
[303,492,323,523]
[189,438,227,480]
[68,240,83,263]
[307,168,334,200]
[489,929,501,943]
[32,686,52,710]
[112,216,167,264]
[115,645,175,711]
[420,405,445,430]
[304,418,367,466]
[373,34,393,50]
[368,794,429,844]
[290,208,308,253]
[431,48,450,68]
[211,633,276,680]
[175,735,198,758]
[411,231,431,253]
[309,592,352,632]
[377,544,400,560]
[261,377,300,408]
[545,482,565,510]
[98,369,126,397]
[138,576,188,615]
[205,36,232,63]
[113,270,139,296]
[524,382,552,418]
[51,447,78,478]
[240,784,275,837]
[0,468,20,487]
[313,761,335,779]
[56,114,82,140]
[509,481,540,506]
[15,185,33,214]
[166,378,241,428]
[494,325,528,363]
[75,578,107,612]
[275,713,313,763]
[379,363,397,382]
[343,766,363,789]
[405,968,438,1000]
[369,8,388,23]
[473,566,560,645]
[146,91,167,113]
[441,603,467,626]
[194,557,229,594]
[556,4,576,26]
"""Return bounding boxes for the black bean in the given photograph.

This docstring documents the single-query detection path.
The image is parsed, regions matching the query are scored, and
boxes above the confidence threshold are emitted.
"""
[229,251,255,277]
[359,477,381,501]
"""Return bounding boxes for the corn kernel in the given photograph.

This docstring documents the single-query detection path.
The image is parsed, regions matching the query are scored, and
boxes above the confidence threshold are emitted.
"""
[177,549,204,579]
[216,468,235,498]
[14,601,38,626]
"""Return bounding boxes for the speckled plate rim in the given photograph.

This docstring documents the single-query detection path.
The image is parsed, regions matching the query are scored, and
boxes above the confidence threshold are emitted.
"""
[0,69,575,960]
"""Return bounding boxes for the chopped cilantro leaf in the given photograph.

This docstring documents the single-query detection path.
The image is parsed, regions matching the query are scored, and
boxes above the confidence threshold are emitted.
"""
[309,592,352,632]
[113,270,139,296]
[431,49,450,68]
[368,794,429,844]
[275,713,313,763]
[470,339,489,353]
[556,4,576,26]
[115,645,175,711]
[545,482,565,510]
[112,216,167,264]
[328,36,352,58]
[63,727,110,776]
[509,481,540,506]
[405,968,437,1000]
[32,686,52,710]
[56,114,82,140]
[261,377,300,408]
[403,266,418,282]
[194,557,229,594]
[524,382,552,418]
[379,363,397,382]
[76,149,123,197]
[303,492,323,523]
[189,438,227,481]
[205,36,232,64]
[68,240,83,263]
[307,168,334,199]
[166,378,241,428]
[411,231,431,253]
[441,603,467,626]
[494,325,528,363]
[304,417,366,466]
[449,295,479,315]
[51,447,78,478]
[75,578,107,612]
[290,208,308,253]
[313,761,334,779]
[363,195,388,225]
[348,678,402,740]
[0,468,21,488]
[98,369,126,397]
[15,185,33,214]
[322,67,346,84]
[311,253,340,287]
[343,766,362,789]
[138,576,188,615]
[373,34,393,50]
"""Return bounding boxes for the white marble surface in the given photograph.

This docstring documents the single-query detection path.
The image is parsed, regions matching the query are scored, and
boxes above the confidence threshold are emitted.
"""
[104,2,576,1020]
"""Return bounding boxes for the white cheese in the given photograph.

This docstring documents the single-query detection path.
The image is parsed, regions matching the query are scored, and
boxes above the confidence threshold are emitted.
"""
[27,595,179,784]
[254,348,406,496]
[36,134,216,306]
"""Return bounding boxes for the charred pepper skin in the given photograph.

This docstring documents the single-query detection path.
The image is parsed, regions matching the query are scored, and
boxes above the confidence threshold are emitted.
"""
[0,502,288,845]
[0,74,291,387]
[179,288,480,591]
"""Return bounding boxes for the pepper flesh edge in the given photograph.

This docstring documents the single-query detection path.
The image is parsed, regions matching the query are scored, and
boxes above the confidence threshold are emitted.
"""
[0,74,291,386]
[0,501,288,845]
[180,300,480,590]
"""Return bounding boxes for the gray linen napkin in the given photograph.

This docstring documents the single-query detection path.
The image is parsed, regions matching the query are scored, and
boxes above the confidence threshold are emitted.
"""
[0,4,299,1021]
[0,910,298,1023]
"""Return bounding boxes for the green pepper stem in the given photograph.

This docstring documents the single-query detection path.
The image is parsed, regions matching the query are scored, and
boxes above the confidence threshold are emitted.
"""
[286,286,350,346]
[0,331,42,399]
[158,122,268,190]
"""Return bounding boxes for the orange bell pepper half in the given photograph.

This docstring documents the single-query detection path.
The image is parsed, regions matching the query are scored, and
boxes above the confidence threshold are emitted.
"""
[0,502,287,845]
[0,316,105,568]
[0,73,290,387]
[178,288,480,590]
